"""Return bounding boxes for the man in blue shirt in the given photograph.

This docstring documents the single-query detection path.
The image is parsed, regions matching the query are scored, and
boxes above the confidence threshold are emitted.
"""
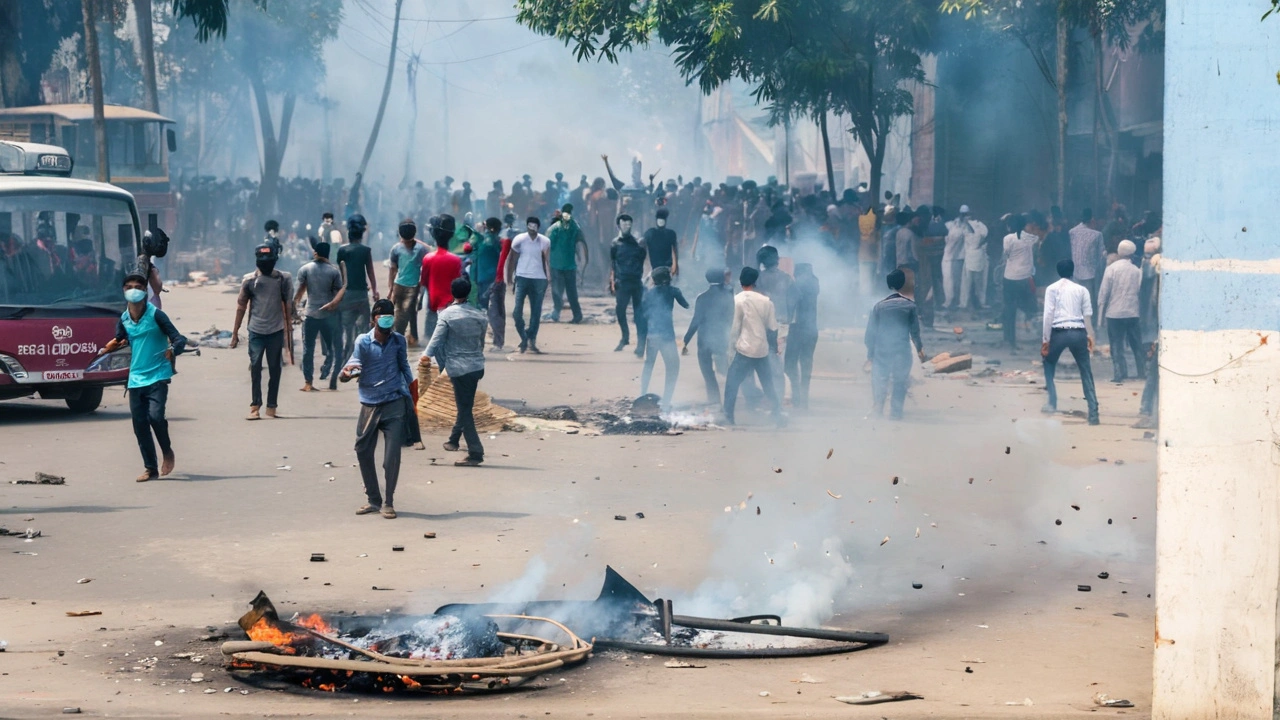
[340,298,413,519]
[99,273,188,482]
[865,269,926,420]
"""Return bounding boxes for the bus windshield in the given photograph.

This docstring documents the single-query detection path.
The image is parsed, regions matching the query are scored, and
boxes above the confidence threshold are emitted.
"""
[0,193,137,307]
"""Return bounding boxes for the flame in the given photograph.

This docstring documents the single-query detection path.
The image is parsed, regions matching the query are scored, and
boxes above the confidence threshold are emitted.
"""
[318,683,336,692]
[245,617,306,653]
[294,613,335,634]
[400,676,421,689]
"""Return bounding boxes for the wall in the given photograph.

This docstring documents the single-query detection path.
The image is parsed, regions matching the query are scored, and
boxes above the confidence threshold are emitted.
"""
[1152,1,1280,717]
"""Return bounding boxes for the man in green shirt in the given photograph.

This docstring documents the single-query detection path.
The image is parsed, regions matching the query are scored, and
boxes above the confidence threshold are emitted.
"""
[548,203,585,323]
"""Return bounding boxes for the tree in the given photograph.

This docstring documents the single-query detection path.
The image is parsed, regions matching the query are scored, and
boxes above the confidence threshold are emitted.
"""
[356,0,403,178]
[0,0,83,107]
[515,0,937,201]
[136,1,263,115]
[83,0,110,182]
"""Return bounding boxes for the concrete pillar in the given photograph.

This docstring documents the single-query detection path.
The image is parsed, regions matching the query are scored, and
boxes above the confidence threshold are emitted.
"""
[1153,2,1280,718]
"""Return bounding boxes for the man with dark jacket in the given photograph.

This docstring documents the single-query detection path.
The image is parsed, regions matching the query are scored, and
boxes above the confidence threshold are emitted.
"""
[684,268,735,405]
[609,214,647,354]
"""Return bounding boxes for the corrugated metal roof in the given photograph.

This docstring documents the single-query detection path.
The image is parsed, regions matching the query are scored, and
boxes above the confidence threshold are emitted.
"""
[0,104,173,123]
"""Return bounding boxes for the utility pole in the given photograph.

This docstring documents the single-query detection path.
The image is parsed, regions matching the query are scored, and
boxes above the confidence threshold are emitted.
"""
[82,0,109,183]
[441,66,449,175]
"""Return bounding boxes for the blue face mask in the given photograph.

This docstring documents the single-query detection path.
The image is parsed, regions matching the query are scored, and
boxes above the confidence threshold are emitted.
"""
[124,288,146,303]
[376,315,394,330]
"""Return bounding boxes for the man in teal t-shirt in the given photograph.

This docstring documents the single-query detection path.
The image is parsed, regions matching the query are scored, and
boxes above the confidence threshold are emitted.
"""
[99,273,188,482]
[388,219,428,345]
[547,203,585,323]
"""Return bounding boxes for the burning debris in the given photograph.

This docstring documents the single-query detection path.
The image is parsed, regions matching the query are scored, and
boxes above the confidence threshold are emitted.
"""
[223,592,590,694]
[526,396,719,435]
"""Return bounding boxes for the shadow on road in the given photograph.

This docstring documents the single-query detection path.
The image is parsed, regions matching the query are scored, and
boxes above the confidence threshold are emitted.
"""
[0,505,146,515]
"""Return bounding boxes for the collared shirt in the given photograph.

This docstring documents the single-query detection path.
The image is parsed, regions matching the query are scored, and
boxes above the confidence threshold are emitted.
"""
[424,302,487,377]
[1069,223,1105,280]
[238,269,290,335]
[296,260,343,319]
[114,303,186,388]
[683,283,734,349]
[1002,232,1038,281]
[730,289,779,359]
[865,292,922,359]
[390,242,428,289]
[511,232,550,279]
[1097,256,1142,319]
[1041,278,1093,343]
[346,330,412,406]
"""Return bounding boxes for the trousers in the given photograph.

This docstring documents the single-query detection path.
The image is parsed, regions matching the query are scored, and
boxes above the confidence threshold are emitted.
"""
[247,329,284,408]
[723,353,781,422]
[302,316,339,389]
[614,278,646,345]
[871,351,912,419]
[697,343,729,405]
[1043,327,1099,421]
[390,284,419,342]
[129,381,171,471]
[486,280,507,349]
[943,259,964,307]
[1140,345,1159,416]
[513,277,547,346]
[550,268,582,322]
[448,369,485,459]
[641,338,680,405]
[917,252,944,328]
[960,267,988,308]
[1106,317,1146,381]
[784,330,818,409]
[1002,278,1036,349]
[355,398,406,507]
[337,292,370,365]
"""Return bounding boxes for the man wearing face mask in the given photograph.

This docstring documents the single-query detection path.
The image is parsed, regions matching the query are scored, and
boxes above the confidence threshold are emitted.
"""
[294,241,345,393]
[388,219,428,346]
[507,216,551,354]
[609,214,647,355]
[340,299,412,519]
[548,203,585,324]
[319,212,344,247]
[642,207,679,278]
[231,244,294,420]
[98,273,188,481]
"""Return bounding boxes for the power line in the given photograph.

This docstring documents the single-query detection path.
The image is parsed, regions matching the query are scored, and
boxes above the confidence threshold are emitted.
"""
[419,39,549,65]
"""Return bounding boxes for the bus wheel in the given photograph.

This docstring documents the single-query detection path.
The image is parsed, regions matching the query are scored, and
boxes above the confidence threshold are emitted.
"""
[65,387,103,414]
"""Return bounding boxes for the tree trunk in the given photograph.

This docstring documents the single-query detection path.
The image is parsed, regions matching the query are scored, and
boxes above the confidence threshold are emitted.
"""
[1092,33,1104,209]
[0,2,30,107]
[82,0,110,183]
[819,110,837,198]
[357,0,403,177]
[1055,14,1068,209]
[247,69,295,220]
[134,0,159,113]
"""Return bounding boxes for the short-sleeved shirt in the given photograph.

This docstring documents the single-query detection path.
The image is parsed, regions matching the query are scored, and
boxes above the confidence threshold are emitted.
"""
[296,260,343,319]
[547,221,582,271]
[419,249,463,312]
[238,270,290,335]
[390,242,428,288]
[511,232,550,280]
[1002,232,1038,281]
[642,226,678,271]
[336,242,373,293]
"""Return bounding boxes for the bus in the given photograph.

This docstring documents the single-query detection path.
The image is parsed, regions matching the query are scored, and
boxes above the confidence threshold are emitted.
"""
[0,104,178,233]
[0,140,146,413]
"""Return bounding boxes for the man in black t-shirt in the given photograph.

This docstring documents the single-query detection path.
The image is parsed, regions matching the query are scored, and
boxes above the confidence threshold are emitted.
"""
[335,215,380,364]
[642,207,679,277]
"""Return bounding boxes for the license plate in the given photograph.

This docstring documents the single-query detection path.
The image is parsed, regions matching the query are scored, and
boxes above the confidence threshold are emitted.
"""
[42,370,84,382]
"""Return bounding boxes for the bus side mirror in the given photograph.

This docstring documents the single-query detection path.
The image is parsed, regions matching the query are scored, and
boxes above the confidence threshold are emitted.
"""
[166,128,177,153]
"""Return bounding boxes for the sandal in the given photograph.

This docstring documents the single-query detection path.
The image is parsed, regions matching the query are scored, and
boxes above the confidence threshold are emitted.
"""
[355,504,379,515]
[381,505,397,519]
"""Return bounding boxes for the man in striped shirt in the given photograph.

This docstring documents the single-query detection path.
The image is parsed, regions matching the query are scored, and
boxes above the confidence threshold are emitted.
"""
[1041,259,1100,424]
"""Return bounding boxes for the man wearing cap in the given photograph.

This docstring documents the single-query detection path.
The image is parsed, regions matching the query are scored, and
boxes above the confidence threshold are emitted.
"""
[294,241,345,392]
[1097,239,1146,382]
[547,204,585,324]
[1041,259,1099,423]
[231,244,294,420]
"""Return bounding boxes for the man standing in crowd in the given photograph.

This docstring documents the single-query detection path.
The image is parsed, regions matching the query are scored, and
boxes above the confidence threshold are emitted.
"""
[336,214,378,365]
[319,211,344,247]
[865,269,925,420]
[610,213,648,355]
[915,206,947,328]
[1001,214,1039,352]
[643,207,679,278]
[944,205,972,308]
[340,299,412,519]
[957,206,990,311]
[723,267,785,427]
[425,277,488,466]
[388,219,428,346]
[684,268,735,406]
[1069,208,1106,330]
[419,215,464,342]
[755,244,792,394]
[509,216,551,354]
[785,263,820,411]
[471,216,502,311]
[1134,235,1161,429]
[294,241,344,392]
[1040,259,1099,424]
[1097,239,1146,383]
[231,244,293,420]
[98,273,188,481]
[487,215,516,352]
[640,266,689,408]
[547,203,585,324]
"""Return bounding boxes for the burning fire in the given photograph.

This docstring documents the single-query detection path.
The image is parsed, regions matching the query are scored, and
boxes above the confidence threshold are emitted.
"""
[245,617,309,654]
[293,613,335,634]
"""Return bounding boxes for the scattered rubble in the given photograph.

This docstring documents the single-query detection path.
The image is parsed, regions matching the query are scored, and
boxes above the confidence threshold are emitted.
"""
[13,472,65,485]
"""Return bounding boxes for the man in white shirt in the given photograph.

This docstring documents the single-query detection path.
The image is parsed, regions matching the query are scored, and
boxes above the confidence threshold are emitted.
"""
[1001,214,1039,352]
[507,216,552,354]
[722,267,785,428]
[1068,208,1106,330]
[948,206,989,310]
[1041,259,1099,424]
[1097,239,1146,382]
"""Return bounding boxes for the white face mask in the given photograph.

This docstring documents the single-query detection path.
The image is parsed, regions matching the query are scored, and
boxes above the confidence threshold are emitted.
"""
[619,220,633,234]
[561,213,572,222]
[656,219,667,227]
[527,224,539,234]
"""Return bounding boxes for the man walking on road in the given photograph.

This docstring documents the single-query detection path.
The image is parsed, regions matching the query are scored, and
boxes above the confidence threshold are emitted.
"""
[231,244,293,420]
[389,219,428,346]
[722,267,785,427]
[683,268,734,406]
[487,215,516,352]
[509,217,551,354]
[610,214,647,355]
[294,241,344,392]
[99,273,188,481]
[336,214,378,366]
[865,269,925,420]
[419,215,464,342]
[424,277,488,466]
[1097,239,1146,383]
[784,263,820,410]
[640,266,689,408]
[341,299,413,519]
[548,204,585,323]
[1040,259,1099,424]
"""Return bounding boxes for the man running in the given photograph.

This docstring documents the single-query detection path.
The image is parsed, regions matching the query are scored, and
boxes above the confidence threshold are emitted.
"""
[294,241,344,392]
[424,277,488,466]
[231,244,294,420]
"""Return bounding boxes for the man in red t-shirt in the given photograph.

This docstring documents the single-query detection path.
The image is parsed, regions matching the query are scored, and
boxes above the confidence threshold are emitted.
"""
[420,216,464,342]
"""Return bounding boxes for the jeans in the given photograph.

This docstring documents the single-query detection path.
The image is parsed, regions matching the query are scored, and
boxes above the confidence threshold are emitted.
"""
[390,283,419,342]
[784,330,818,409]
[302,316,339,389]
[550,268,582,322]
[942,259,964,307]
[859,261,877,297]
[1106,317,1146,381]
[723,353,781,422]
[614,278,646,345]
[129,381,171,471]
[1002,277,1036,349]
[248,329,284,408]
[697,343,729,405]
[871,351,912,419]
[513,277,548,347]
[641,338,680,405]
[423,307,439,345]
[1043,328,1099,421]
[355,398,406,507]
[960,267,988,308]
[487,280,507,349]
[448,369,485,459]
[338,292,370,365]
